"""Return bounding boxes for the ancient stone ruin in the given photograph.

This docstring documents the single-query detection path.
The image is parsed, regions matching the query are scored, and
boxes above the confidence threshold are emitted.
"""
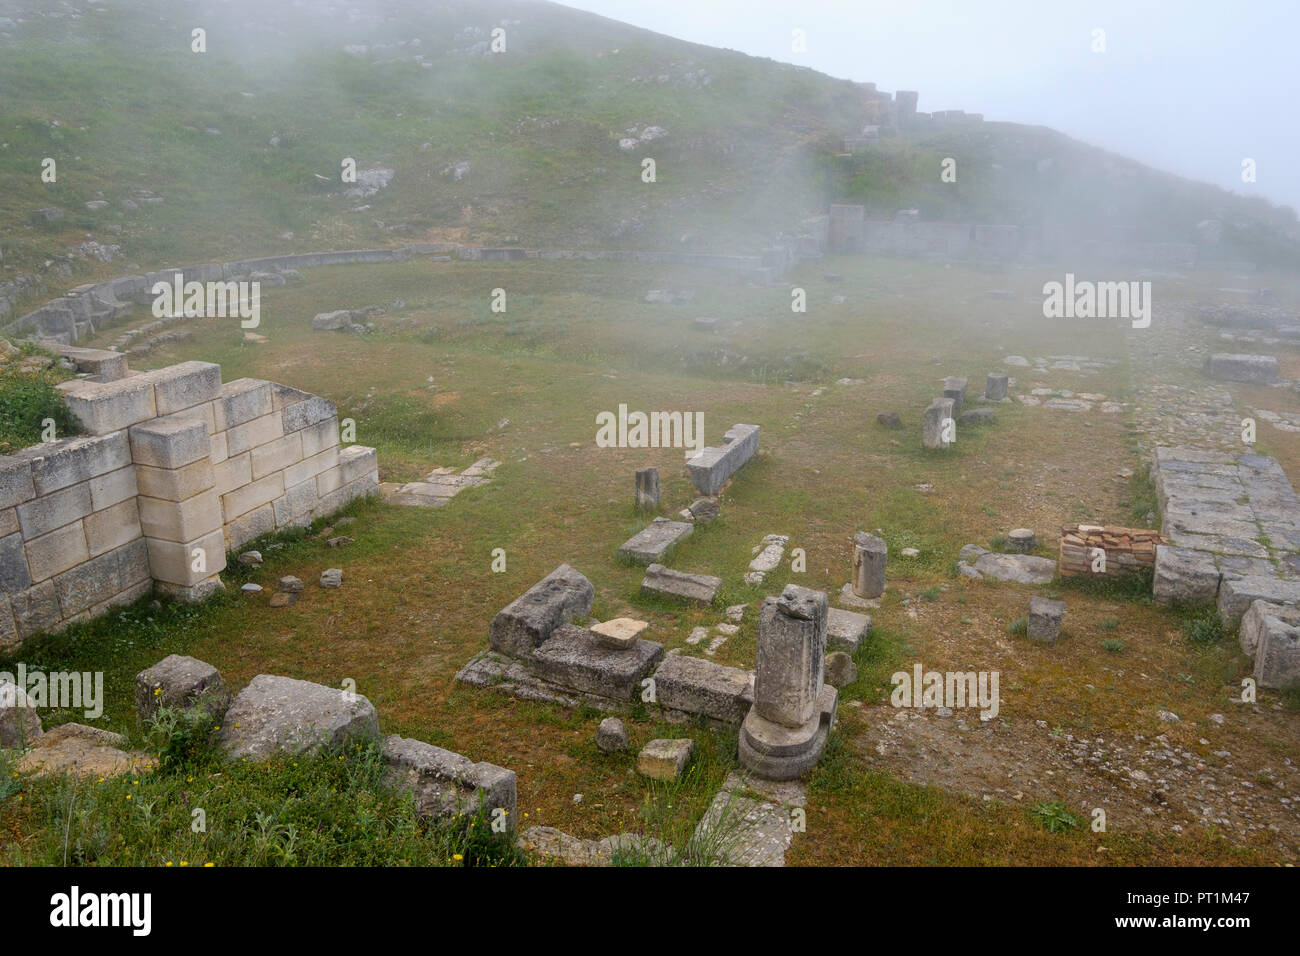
[1,356,377,647]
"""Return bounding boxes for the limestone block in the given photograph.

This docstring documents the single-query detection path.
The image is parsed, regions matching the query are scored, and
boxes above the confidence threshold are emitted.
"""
[18,432,130,495]
[338,444,377,484]
[136,654,230,721]
[147,361,222,415]
[213,453,251,496]
[225,412,284,457]
[636,738,695,781]
[282,396,336,433]
[213,379,274,432]
[489,564,594,657]
[272,479,318,528]
[146,529,227,586]
[283,446,338,488]
[53,541,146,617]
[225,503,275,550]
[250,432,303,480]
[88,465,138,511]
[0,533,31,594]
[138,488,222,543]
[640,564,722,605]
[851,532,887,599]
[652,654,753,723]
[1153,545,1221,604]
[135,458,213,503]
[62,376,156,435]
[17,481,92,539]
[10,581,61,639]
[83,498,142,556]
[24,522,90,583]
[382,734,517,825]
[298,417,340,458]
[220,472,284,520]
[0,457,35,510]
[130,416,210,469]
[216,675,380,760]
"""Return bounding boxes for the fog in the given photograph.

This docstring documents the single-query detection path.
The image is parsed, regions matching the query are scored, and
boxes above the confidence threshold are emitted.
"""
[565,0,1300,214]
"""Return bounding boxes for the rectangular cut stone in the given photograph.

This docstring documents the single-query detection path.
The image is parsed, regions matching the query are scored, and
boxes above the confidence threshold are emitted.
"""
[272,479,318,527]
[1207,353,1278,383]
[1153,545,1221,604]
[0,533,32,594]
[618,517,693,565]
[985,373,1009,401]
[942,377,968,411]
[88,466,138,511]
[130,417,210,469]
[652,654,754,722]
[62,376,156,435]
[0,457,35,510]
[17,482,92,539]
[529,624,664,700]
[382,735,517,826]
[83,498,142,556]
[18,432,130,495]
[225,412,284,457]
[1218,574,1300,626]
[283,446,338,488]
[588,617,649,650]
[11,582,61,639]
[214,453,252,496]
[220,472,284,519]
[922,397,954,449]
[754,585,827,729]
[25,522,90,583]
[1245,602,1300,689]
[146,529,227,586]
[251,432,303,480]
[52,544,136,617]
[148,361,222,414]
[0,509,15,538]
[489,564,595,657]
[641,564,722,605]
[225,503,275,550]
[826,608,871,653]
[215,378,274,430]
[138,488,222,542]
[338,445,377,484]
[687,424,759,496]
[282,396,337,433]
[298,418,340,459]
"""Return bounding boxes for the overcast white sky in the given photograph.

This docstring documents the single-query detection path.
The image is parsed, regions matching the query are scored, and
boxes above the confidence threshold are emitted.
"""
[561,0,1300,214]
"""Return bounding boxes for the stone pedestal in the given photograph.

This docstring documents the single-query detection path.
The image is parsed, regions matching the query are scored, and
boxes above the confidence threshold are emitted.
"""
[985,373,1009,402]
[635,467,659,511]
[738,585,837,781]
[851,531,887,599]
[922,397,954,449]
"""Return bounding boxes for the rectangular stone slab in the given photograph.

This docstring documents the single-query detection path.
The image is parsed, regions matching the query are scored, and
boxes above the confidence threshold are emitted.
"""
[618,517,693,565]
[826,608,871,653]
[529,624,664,701]
[489,564,594,658]
[687,423,759,496]
[641,564,722,605]
[652,653,754,723]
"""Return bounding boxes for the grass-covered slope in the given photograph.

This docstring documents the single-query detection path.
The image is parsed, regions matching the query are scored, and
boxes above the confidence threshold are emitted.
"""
[0,0,1296,318]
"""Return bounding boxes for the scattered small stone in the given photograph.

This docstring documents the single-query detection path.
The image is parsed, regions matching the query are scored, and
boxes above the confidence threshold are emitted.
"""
[320,569,343,588]
[876,411,903,430]
[900,547,920,558]
[1157,710,1180,723]
[1027,596,1065,643]
[238,550,263,567]
[724,604,747,624]
[240,583,263,593]
[327,536,354,548]
[278,576,304,592]
[268,591,299,608]
[1007,528,1037,553]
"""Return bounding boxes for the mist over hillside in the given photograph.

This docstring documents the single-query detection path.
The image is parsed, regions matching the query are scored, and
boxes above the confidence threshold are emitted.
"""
[1,0,1296,318]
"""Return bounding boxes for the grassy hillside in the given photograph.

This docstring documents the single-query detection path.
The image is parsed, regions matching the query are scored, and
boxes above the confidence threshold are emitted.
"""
[0,0,1296,320]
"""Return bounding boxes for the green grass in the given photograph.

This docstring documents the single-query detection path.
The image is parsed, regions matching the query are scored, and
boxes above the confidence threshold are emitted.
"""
[1,708,525,867]
[0,360,78,451]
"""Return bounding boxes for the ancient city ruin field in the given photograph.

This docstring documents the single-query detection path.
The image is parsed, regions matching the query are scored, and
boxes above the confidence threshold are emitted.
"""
[7,254,1298,866]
